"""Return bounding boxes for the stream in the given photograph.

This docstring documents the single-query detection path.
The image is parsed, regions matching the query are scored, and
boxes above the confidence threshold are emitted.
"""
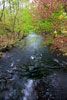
[0,33,67,100]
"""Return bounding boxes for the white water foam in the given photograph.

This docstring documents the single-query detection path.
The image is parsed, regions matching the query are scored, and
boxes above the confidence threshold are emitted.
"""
[22,79,33,100]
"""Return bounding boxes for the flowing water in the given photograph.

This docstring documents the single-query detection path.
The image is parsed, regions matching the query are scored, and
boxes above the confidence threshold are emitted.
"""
[0,33,67,100]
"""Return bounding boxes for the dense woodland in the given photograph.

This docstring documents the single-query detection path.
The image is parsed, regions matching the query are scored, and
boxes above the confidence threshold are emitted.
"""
[0,1,67,99]
[0,0,67,55]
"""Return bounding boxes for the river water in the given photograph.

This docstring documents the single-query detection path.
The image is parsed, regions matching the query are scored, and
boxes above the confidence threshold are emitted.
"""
[0,33,67,100]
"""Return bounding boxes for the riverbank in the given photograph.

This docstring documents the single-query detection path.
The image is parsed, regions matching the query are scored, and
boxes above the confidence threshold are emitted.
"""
[0,33,67,58]
[43,34,67,56]
[0,32,26,58]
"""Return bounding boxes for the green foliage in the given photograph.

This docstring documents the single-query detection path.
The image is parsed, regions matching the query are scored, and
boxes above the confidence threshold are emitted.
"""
[21,8,34,35]
[0,0,34,35]
[49,9,67,36]
[51,9,64,21]
[35,20,52,33]
[0,0,67,38]
[0,22,11,35]
[44,38,55,45]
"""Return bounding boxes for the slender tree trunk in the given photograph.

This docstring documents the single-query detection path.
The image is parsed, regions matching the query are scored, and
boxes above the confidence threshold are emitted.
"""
[0,0,5,22]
